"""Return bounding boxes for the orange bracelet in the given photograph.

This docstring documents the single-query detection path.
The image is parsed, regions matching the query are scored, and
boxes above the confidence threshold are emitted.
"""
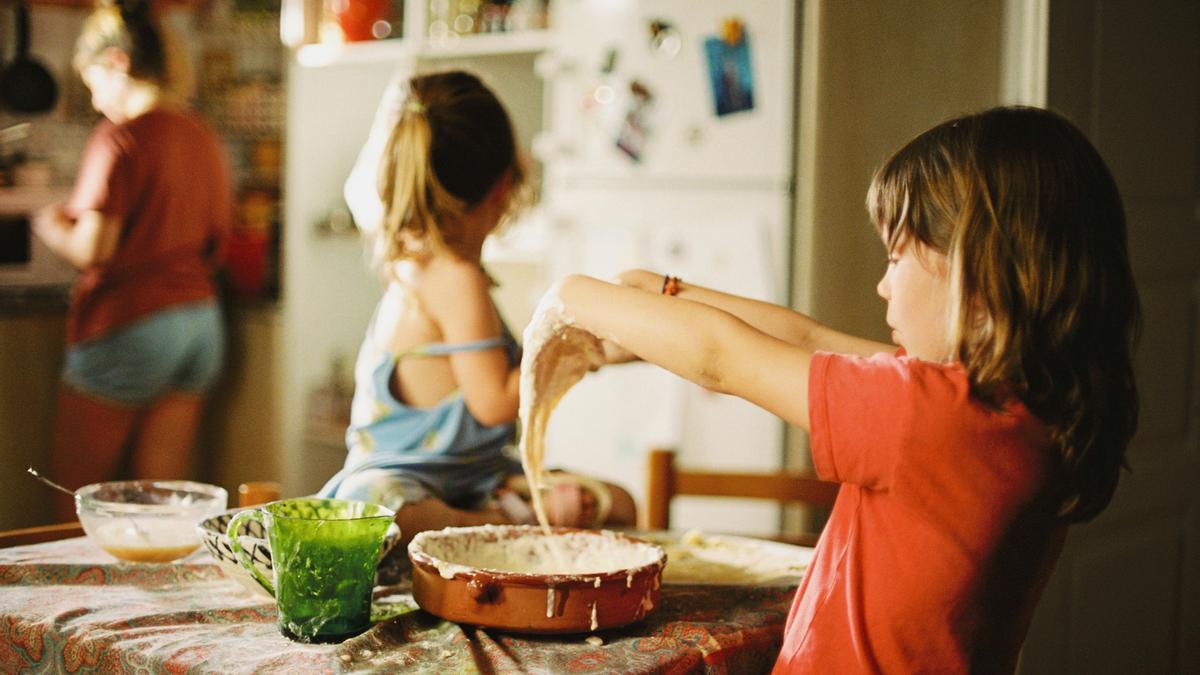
[661,274,681,296]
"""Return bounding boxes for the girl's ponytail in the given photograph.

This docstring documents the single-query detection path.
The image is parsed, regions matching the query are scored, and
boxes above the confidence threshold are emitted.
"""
[376,101,464,266]
[373,71,527,269]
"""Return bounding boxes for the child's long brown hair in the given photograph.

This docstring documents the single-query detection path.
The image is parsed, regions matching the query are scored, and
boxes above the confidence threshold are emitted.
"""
[376,70,529,267]
[866,106,1140,523]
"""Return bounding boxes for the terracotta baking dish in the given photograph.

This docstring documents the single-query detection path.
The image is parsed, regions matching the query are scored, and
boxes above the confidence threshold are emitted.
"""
[408,524,666,634]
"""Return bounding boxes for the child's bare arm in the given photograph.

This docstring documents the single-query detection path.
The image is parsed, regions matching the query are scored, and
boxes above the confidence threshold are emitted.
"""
[419,259,520,426]
[615,268,891,357]
[557,274,815,431]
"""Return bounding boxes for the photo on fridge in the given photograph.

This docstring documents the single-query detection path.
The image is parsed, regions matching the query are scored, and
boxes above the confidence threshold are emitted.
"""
[704,22,755,117]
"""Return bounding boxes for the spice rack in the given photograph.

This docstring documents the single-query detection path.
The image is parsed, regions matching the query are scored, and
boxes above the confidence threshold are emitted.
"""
[194,4,286,303]
[284,0,550,53]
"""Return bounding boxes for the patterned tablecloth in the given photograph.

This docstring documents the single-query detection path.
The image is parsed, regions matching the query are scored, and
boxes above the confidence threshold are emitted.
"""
[0,537,798,674]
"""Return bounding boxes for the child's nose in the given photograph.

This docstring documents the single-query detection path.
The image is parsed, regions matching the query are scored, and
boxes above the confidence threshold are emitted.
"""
[876,274,890,301]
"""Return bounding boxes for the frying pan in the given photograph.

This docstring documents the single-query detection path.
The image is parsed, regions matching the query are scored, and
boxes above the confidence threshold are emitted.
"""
[0,0,58,114]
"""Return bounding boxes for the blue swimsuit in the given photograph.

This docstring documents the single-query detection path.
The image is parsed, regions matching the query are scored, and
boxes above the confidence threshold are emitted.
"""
[316,309,522,511]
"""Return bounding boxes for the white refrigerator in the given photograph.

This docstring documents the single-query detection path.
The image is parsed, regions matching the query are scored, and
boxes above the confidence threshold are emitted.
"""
[532,0,797,536]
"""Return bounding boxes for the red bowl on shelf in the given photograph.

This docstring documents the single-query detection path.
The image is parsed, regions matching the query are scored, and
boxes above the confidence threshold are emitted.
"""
[335,0,389,42]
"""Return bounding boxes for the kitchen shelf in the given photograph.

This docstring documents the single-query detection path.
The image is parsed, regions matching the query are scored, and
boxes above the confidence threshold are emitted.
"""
[419,29,554,58]
[294,30,553,68]
[294,38,413,68]
[28,0,200,6]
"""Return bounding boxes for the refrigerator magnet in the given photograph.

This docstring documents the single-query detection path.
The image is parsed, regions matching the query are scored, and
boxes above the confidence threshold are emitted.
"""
[648,19,682,59]
[703,19,755,117]
[615,80,654,162]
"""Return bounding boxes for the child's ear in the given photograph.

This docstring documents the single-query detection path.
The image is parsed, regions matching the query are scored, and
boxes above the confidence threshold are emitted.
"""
[487,169,514,207]
[99,47,132,75]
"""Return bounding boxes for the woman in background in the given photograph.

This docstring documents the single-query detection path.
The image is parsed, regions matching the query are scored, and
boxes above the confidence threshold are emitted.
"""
[34,0,232,519]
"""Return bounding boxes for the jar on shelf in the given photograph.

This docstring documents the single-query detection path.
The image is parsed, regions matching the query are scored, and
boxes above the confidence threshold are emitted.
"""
[226,188,278,298]
[220,78,283,137]
[249,138,282,185]
[225,229,271,298]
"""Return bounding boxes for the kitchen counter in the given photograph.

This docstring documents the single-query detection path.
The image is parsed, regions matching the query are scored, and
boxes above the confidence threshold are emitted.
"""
[0,286,70,312]
[0,288,292,315]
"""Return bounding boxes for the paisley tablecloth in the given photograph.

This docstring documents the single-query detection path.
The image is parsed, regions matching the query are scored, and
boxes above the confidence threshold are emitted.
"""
[0,537,798,674]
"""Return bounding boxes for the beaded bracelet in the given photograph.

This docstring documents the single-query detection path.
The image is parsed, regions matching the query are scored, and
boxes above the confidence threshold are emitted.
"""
[661,274,682,296]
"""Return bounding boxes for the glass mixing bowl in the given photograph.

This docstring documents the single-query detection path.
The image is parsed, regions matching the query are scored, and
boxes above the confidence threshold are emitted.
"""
[76,480,228,563]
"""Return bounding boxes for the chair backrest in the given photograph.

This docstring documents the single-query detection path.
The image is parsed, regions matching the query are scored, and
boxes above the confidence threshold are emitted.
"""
[0,521,85,548]
[238,481,281,507]
[643,448,839,546]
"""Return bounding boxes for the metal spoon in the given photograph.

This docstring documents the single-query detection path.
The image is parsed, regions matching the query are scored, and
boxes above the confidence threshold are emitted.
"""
[26,466,74,497]
[27,467,150,542]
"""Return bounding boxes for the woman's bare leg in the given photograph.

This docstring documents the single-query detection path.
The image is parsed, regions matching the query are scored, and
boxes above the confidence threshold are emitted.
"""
[130,392,205,480]
[48,386,138,520]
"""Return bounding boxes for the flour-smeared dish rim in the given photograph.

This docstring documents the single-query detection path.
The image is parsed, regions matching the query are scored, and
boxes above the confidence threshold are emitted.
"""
[408,524,667,587]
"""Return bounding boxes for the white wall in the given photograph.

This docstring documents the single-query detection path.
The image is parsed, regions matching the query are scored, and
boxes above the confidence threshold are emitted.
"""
[280,56,398,496]
[787,0,1004,473]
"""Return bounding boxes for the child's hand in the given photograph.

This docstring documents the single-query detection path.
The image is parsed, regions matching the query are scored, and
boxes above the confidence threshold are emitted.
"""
[528,277,572,325]
[31,203,69,248]
[599,338,638,366]
[534,275,640,371]
[523,277,606,379]
[613,268,662,293]
[32,203,67,234]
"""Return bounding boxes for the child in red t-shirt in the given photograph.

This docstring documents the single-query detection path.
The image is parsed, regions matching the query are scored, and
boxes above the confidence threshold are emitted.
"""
[535,106,1139,672]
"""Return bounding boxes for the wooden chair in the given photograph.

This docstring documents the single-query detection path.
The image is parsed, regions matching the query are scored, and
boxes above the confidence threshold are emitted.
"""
[0,482,282,549]
[643,448,840,547]
[236,481,281,508]
[0,521,86,548]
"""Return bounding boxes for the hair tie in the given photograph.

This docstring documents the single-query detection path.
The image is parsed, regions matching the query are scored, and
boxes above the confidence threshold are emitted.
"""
[405,100,425,114]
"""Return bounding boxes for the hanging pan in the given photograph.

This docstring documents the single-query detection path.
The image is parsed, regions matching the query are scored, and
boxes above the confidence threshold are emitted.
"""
[0,0,58,114]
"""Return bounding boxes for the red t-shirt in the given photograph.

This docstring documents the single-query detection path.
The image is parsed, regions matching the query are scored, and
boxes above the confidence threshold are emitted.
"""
[65,107,232,344]
[773,351,1065,674]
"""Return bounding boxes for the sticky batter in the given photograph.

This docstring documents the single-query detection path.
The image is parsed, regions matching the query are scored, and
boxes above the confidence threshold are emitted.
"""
[517,297,605,531]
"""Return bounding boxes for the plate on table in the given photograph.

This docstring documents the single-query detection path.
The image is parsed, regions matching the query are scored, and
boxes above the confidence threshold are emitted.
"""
[638,530,815,586]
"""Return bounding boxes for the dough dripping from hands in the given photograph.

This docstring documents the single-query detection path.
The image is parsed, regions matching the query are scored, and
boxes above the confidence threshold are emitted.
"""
[517,296,606,532]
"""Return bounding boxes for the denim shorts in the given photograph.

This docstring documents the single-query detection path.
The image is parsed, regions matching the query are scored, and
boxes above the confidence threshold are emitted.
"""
[63,301,225,406]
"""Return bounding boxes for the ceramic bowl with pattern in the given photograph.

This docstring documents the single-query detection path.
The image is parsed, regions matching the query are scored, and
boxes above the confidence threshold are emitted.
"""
[197,507,403,598]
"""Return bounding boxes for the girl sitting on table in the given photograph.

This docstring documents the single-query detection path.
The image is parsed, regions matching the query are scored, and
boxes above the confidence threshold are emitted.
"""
[317,70,635,546]
[534,106,1139,672]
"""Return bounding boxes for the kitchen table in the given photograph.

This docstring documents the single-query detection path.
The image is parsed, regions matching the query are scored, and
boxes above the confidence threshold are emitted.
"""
[0,535,803,674]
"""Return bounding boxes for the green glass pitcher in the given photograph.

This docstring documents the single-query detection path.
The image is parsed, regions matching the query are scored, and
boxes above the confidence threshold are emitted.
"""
[227,498,395,643]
